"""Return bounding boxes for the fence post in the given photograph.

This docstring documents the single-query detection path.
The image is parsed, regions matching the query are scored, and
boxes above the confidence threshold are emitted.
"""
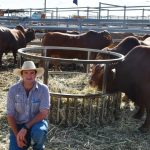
[99,2,101,20]
[102,64,109,94]
[107,10,109,19]
[56,7,58,19]
[78,18,82,32]
[99,2,102,28]
[87,7,89,19]
[123,6,126,28]
[77,9,80,17]
[51,10,54,19]
[142,8,144,29]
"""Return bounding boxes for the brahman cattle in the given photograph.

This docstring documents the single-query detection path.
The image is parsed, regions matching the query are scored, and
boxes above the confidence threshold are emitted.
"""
[0,25,35,67]
[108,32,150,48]
[140,37,150,46]
[42,30,112,70]
[89,45,150,132]
[95,35,150,61]
[35,30,79,41]
[96,36,141,60]
[111,32,150,41]
[111,32,134,40]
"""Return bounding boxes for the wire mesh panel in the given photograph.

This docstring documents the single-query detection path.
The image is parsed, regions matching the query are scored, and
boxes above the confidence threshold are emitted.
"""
[49,92,121,127]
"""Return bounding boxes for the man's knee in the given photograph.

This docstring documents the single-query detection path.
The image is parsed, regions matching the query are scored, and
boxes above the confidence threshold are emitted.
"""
[30,121,48,144]
[32,128,47,142]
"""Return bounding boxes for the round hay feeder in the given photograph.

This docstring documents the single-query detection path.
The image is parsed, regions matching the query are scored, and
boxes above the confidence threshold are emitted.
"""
[18,46,124,127]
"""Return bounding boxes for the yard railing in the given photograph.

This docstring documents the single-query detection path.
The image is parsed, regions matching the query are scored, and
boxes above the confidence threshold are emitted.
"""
[1,2,150,34]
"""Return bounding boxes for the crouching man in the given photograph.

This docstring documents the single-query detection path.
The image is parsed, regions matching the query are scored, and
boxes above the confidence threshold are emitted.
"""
[7,61,50,150]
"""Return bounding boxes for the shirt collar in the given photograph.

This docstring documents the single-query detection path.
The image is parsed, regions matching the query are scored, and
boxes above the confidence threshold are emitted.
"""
[19,80,39,91]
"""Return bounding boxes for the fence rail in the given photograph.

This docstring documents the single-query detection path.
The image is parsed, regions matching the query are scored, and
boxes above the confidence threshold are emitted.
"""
[1,2,150,34]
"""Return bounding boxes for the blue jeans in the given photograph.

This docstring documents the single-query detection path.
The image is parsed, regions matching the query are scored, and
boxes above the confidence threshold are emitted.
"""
[9,120,48,150]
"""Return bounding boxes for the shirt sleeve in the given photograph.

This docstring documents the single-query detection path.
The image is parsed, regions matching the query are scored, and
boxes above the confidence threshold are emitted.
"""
[7,87,15,116]
[39,84,51,111]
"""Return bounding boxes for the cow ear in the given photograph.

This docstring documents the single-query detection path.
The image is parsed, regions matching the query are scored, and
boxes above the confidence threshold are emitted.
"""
[28,28,34,32]
[95,64,104,73]
[111,68,116,73]
[26,28,32,33]
[109,62,118,70]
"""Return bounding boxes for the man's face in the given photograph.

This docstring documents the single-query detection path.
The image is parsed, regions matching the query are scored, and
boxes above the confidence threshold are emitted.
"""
[21,70,36,84]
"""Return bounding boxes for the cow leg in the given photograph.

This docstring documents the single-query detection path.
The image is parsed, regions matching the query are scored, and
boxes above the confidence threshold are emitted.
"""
[133,92,145,120]
[51,55,61,71]
[133,105,145,119]
[0,52,3,67]
[53,64,61,71]
[138,107,150,132]
[12,51,17,65]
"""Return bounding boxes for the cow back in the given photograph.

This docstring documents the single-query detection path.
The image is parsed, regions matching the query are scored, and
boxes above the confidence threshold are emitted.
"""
[42,30,112,60]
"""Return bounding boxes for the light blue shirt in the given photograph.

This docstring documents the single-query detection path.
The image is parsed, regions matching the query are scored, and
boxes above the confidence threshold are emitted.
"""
[7,80,50,124]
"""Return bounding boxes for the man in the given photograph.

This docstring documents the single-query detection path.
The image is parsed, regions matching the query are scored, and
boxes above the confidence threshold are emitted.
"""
[7,61,50,150]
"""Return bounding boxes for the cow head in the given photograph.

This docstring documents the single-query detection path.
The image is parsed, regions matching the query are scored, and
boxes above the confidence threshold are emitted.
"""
[101,30,112,38]
[89,30,113,50]
[89,64,115,92]
[25,28,35,43]
[15,25,26,34]
[89,64,104,90]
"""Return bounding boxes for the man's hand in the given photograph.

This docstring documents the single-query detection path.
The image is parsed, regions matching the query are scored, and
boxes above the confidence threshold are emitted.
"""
[16,128,27,148]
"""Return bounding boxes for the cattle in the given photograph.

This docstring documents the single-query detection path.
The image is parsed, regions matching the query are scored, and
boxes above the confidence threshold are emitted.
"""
[113,36,141,55]
[111,32,135,40]
[140,37,150,46]
[108,32,135,48]
[89,45,150,132]
[136,34,150,41]
[0,25,35,67]
[96,36,141,60]
[108,33,150,48]
[35,30,79,41]
[42,30,112,70]
[110,32,150,42]
[90,36,141,80]
[95,35,150,61]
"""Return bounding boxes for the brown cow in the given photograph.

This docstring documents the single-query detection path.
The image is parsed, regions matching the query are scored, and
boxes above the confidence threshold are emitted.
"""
[111,32,135,40]
[89,45,150,132]
[96,36,141,59]
[140,37,150,46]
[42,30,112,70]
[0,25,35,67]
[135,34,150,41]
[89,36,141,73]
[109,32,150,48]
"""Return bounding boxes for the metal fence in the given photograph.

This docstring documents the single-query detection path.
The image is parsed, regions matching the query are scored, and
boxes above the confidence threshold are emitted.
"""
[1,2,150,34]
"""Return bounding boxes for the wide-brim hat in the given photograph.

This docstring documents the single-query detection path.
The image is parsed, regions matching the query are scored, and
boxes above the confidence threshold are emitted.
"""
[13,61,44,77]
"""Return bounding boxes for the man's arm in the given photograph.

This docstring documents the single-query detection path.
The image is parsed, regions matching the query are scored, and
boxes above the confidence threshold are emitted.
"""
[7,115,18,136]
[7,115,27,148]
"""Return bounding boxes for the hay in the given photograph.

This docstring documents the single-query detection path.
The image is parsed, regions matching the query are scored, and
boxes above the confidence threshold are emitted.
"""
[46,72,121,127]
[1,45,150,150]
[48,72,99,94]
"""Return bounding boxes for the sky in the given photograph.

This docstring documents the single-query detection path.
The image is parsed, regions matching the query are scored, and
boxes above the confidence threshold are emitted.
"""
[0,0,150,9]
[1,0,150,18]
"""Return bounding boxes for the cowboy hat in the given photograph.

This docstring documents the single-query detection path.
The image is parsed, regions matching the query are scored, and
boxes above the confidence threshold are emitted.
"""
[13,61,44,77]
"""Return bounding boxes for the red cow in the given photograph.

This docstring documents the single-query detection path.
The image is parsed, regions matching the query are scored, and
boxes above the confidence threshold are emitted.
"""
[42,30,112,70]
[0,25,35,67]
[96,36,141,59]
[89,45,150,132]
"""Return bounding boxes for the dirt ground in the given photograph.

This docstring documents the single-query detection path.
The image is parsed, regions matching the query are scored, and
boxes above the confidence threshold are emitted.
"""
[0,49,150,150]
